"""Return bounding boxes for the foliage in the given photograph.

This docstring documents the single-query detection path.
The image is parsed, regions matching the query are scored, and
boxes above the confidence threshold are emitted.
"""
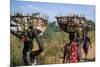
[10,19,95,65]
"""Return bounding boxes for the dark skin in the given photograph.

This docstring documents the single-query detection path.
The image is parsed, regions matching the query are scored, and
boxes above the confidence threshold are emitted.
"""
[84,33,92,61]
[63,43,71,63]
[11,28,44,65]
[63,32,76,63]
[88,37,92,48]
[63,45,67,63]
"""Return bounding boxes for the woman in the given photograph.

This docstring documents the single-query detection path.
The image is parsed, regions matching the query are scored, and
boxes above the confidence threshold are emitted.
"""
[63,32,78,63]
[11,26,44,65]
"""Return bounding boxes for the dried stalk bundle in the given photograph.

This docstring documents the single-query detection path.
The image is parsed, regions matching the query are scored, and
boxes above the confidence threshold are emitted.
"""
[56,15,86,33]
[10,14,48,36]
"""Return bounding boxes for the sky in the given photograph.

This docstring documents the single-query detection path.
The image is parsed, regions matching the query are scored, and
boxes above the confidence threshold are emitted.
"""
[10,0,95,22]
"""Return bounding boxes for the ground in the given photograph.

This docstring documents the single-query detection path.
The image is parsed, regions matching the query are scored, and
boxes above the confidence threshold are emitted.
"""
[11,30,95,65]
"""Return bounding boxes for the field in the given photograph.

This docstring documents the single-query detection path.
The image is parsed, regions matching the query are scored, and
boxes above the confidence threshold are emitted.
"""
[10,1,95,66]
[10,26,95,66]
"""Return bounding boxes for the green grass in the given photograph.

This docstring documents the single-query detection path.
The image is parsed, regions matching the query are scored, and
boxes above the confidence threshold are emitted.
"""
[89,30,95,43]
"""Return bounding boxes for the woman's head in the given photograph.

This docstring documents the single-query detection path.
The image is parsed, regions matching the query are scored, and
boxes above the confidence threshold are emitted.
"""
[69,32,76,42]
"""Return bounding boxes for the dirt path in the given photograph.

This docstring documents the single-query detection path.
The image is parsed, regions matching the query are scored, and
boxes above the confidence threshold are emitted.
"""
[81,42,95,62]
[32,42,95,64]
[57,42,95,63]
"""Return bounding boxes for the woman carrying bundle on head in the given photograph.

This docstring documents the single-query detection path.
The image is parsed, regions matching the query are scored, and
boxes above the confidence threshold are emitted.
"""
[63,32,78,63]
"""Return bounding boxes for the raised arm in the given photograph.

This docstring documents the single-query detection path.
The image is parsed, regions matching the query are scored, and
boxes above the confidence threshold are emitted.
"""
[31,29,44,56]
[63,48,67,63]
[88,36,92,48]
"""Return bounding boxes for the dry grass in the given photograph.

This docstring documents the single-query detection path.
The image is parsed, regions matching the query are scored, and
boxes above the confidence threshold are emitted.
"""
[10,30,95,66]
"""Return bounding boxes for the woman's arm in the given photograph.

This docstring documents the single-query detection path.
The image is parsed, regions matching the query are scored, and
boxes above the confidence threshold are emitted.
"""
[63,49,67,63]
[88,37,92,48]
[31,29,44,56]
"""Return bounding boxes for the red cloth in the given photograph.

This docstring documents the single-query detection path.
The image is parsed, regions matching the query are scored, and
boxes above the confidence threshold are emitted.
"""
[71,41,78,63]
[64,42,78,63]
